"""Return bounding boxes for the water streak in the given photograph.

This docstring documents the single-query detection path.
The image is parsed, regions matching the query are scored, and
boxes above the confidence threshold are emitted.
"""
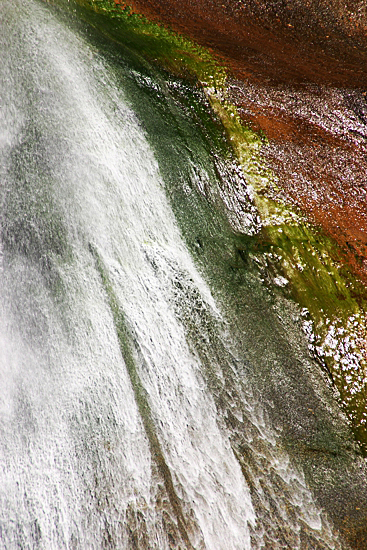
[0,0,345,547]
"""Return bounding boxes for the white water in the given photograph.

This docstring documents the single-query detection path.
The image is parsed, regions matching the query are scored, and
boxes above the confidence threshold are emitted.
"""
[0,0,343,548]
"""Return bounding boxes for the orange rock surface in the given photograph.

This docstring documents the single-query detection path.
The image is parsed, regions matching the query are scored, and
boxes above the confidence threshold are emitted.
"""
[117,0,367,282]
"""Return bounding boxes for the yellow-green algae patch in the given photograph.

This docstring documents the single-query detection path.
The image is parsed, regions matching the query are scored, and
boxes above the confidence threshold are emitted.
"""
[53,0,367,452]
[212,93,367,450]
[66,0,227,88]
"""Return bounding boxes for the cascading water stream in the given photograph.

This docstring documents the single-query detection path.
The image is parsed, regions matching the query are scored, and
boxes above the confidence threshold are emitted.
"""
[0,0,357,548]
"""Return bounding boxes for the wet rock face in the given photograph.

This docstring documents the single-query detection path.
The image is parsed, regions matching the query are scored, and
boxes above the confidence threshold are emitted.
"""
[121,0,367,283]
[125,0,367,87]
[228,80,367,283]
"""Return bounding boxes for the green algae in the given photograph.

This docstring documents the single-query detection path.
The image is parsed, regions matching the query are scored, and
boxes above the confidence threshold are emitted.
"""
[60,0,226,87]
[49,0,367,451]
[208,88,367,452]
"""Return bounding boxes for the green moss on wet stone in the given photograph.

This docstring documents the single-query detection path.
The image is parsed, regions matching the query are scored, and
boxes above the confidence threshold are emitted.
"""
[54,0,367,453]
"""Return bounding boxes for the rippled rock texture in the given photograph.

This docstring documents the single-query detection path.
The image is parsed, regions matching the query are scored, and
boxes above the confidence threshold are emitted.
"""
[123,0,367,280]
[123,0,367,85]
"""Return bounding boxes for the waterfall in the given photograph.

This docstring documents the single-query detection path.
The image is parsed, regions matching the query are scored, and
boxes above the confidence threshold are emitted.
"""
[0,0,358,548]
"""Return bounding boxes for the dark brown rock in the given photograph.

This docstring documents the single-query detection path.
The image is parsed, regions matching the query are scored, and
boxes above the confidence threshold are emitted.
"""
[116,0,367,283]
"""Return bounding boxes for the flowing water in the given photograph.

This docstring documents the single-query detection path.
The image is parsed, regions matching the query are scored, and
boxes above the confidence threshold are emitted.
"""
[0,0,361,548]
